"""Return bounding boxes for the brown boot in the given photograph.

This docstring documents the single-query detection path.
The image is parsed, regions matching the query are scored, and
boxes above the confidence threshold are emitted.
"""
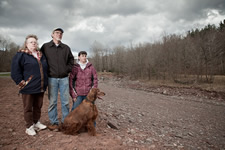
[47,124,59,131]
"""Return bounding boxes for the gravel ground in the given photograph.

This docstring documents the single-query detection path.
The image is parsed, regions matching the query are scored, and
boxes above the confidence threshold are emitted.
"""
[0,76,225,150]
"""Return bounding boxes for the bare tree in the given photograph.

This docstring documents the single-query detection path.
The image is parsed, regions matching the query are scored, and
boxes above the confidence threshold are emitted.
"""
[0,35,19,72]
[90,20,225,84]
[90,41,104,72]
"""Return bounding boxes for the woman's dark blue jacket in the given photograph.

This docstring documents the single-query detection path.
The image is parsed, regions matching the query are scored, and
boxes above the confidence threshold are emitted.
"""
[11,50,48,94]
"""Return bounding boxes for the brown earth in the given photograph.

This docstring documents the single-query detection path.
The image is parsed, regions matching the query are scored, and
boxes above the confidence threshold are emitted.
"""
[0,76,225,150]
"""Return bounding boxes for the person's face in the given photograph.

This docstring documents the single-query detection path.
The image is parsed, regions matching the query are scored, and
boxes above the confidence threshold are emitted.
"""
[78,54,87,63]
[26,37,37,51]
[52,30,63,41]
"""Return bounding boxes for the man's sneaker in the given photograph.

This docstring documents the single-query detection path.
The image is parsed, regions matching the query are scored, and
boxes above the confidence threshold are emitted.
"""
[34,121,47,130]
[25,125,36,136]
[47,124,59,131]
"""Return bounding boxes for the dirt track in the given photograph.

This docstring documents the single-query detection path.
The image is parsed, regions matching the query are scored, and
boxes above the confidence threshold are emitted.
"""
[0,77,225,150]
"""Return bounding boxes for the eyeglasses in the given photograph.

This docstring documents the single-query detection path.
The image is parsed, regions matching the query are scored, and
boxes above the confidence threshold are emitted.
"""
[54,31,63,35]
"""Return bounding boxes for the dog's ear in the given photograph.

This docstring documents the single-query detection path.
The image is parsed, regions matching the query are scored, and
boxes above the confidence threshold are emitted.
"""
[87,88,98,101]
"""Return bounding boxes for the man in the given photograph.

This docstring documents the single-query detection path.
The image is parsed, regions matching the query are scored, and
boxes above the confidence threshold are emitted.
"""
[41,28,74,130]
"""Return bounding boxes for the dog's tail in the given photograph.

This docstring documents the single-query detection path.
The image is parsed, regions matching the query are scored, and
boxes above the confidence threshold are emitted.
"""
[58,123,64,132]
[62,123,82,135]
[58,123,71,133]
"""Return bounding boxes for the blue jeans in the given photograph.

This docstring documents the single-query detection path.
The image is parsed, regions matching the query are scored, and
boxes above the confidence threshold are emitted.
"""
[71,96,96,127]
[48,77,70,125]
[71,96,86,111]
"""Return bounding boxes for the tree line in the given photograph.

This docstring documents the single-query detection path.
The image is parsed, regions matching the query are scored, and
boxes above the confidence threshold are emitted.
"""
[90,20,225,84]
[0,35,19,72]
[1,20,224,83]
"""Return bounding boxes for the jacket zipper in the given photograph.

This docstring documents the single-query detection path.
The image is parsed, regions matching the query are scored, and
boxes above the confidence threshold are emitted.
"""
[38,59,44,92]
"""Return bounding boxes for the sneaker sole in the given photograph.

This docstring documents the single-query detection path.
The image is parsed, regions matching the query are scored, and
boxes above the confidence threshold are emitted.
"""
[25,131,36,136]
[34,127,47,131]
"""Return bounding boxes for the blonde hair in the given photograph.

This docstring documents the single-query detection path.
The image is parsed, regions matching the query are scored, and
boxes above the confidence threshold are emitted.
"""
[20,34,39,50]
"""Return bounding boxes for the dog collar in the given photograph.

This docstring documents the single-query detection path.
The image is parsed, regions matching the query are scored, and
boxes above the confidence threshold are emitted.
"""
[85,97,95,104]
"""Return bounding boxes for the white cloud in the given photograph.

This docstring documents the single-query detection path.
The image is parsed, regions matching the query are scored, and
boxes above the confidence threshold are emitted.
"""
[0,0,224,54]
[68,20,105,33]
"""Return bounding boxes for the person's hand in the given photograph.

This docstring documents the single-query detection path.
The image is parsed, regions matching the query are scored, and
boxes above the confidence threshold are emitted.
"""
[73,98,77,102]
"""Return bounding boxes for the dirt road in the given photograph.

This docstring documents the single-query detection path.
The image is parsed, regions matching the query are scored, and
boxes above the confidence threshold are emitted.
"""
[0,77,225,150]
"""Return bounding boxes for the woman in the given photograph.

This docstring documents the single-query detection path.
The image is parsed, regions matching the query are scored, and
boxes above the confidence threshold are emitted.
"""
[69,51,98,111]
[11,34,48,136]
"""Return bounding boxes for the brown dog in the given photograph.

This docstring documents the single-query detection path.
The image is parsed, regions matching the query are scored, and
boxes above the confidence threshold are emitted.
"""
[62,88,105,136]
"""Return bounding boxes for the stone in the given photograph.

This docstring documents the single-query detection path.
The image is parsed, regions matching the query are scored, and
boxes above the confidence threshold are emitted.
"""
[107,121,119,130]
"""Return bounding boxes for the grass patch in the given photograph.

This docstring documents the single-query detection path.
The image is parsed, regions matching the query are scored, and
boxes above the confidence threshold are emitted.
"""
[0,73,11,77]
[144,75,225,93]
[99,72,225,93]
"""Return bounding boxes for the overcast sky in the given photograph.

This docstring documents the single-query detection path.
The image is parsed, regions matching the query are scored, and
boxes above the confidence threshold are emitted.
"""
[0,0,225,57]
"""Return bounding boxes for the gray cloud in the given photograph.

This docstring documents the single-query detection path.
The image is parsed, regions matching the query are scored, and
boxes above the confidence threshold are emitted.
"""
[0,0,224,55]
